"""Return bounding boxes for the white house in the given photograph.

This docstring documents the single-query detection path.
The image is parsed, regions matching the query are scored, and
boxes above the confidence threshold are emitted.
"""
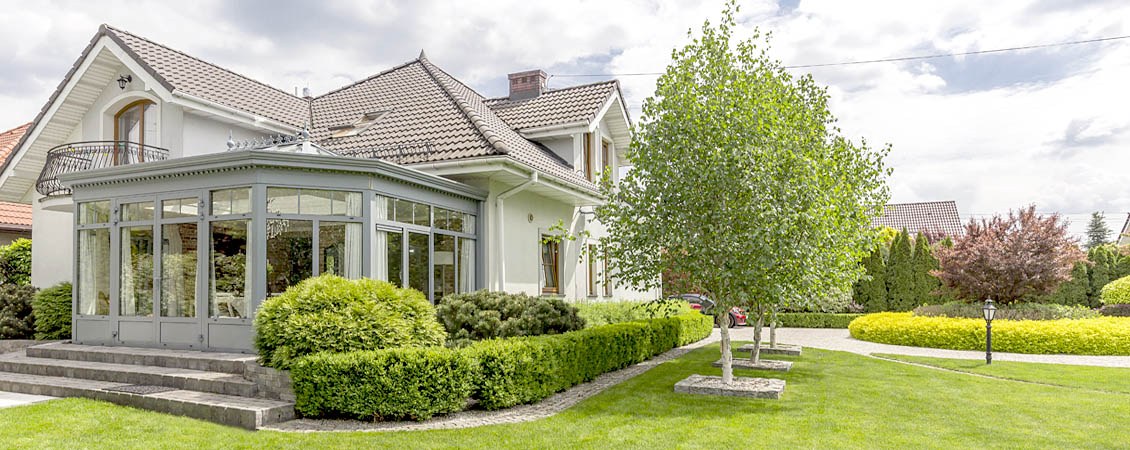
[0,25,657,351]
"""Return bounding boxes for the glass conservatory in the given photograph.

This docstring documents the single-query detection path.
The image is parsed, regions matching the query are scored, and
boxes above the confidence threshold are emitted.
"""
[60,140,485,352]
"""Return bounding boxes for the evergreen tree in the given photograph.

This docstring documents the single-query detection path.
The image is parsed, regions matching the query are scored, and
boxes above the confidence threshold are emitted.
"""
[911,231,942,306]
[1086,244,1126,307]
[853,246,888,312]
[1085,212,1112,250]
[885,228,916,311]
[1048,262,1091,306]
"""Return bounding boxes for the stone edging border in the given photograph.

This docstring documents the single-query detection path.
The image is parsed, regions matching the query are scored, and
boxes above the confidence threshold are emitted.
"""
[263,338,715,433]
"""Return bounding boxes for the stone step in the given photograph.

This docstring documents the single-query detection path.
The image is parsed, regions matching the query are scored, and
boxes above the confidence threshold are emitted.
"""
[0,353,257,398]
[0,371,293,429]
[26,343,255,375]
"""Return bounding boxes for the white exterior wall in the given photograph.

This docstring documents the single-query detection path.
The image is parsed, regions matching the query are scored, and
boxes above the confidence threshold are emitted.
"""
[29,196,73,288]
[182,114,265,157]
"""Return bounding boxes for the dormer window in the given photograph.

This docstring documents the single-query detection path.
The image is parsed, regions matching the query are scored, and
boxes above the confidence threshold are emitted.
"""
[329,111,390,138]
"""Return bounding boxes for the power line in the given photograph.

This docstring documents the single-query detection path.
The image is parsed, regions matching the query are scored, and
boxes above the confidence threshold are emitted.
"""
[551,34,1130,77]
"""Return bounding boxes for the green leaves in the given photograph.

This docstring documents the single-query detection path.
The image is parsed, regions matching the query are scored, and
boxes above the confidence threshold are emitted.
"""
[598,2,889,314]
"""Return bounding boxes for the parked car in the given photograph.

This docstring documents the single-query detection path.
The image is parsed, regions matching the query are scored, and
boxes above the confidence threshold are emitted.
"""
[668,294,747,327]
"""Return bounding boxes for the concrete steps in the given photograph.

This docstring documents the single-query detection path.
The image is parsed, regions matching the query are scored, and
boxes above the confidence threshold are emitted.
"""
[0,343,294,429]
[0,371,293,429]
[0,353,257,397]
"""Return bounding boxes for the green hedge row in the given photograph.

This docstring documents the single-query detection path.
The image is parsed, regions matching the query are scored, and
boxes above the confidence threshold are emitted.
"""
[290,347,473,421]
[849,312,1130,355]
[776,313,864,328]
[289,312,713,420]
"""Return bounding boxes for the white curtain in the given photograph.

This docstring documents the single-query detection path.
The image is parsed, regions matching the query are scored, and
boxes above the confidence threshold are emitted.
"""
[374,230,388,281]
[78,229,109,315]
[343,222,362,278]
[458,238,475,293]
[119,229,136,316]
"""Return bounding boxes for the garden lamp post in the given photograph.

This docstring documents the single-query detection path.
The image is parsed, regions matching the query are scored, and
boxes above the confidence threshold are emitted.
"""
[982,298,996,365]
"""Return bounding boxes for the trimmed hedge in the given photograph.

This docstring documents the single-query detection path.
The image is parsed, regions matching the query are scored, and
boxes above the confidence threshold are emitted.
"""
[466,312,712,410]
[776,313,863,328]
[849,312,1130,355]
[913,302,1098,321]
[1101,275,1130,305]
[1101,304,1130,317]
[254,275,446,369]
[290,347,473,421]
[32,282,71,340]
[574,299,693,327]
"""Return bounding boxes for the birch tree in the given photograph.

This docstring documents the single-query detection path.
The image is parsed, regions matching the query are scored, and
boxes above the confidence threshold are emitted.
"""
[596,2,889,383]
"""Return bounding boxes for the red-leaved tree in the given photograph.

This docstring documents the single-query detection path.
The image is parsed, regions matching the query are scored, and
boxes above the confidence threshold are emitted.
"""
[933,205,1084,304]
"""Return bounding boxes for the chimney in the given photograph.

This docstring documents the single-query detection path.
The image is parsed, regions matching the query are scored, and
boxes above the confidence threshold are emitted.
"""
[302,87,312,99]
[508,69,547,101]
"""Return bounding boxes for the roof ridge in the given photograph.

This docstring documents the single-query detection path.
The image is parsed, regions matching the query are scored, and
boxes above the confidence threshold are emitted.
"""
[312,57,424,100]
[102,24,305,102]
[483,79,619,103]
[886,200,957,207]
[417,57,510,154]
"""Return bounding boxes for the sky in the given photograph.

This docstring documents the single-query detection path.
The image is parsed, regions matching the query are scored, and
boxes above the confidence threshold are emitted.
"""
[1,0,1129,239]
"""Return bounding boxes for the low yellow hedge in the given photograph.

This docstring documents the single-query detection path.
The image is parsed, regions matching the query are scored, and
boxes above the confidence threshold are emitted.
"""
[848,312,1130,355]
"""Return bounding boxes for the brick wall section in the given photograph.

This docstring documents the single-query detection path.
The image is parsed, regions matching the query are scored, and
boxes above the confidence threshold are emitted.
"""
[508,70,547,100]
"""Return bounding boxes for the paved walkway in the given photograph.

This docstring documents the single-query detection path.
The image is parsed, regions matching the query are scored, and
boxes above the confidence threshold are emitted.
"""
[722,327,1130,368]
[0,391,54,409]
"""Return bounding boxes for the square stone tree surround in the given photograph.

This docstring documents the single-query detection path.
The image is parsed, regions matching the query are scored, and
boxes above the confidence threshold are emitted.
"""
[674,375,785,399]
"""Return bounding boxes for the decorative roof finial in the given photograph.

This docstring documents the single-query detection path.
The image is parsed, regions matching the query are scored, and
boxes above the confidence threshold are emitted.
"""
[298,123,311,141]
[226,130,235,150]
[418,49,427,60]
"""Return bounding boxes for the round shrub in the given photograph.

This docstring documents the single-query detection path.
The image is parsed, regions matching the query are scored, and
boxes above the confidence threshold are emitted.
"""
[253,275,446,369]
[0,284,37,339]
[574,299,692,327]
[32,282,71,340]
[435,291,585,347]
[1101,275,1130,305]
[849,312,1130,355]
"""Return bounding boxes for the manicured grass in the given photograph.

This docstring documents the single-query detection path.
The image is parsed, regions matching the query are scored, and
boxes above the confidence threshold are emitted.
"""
[2,345,1128,449]
[876,353,1130,394]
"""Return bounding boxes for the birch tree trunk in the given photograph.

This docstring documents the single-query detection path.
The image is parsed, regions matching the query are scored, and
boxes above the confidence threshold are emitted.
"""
[769,304,778,349]
[719,312,733,384]
[751,304,764,364]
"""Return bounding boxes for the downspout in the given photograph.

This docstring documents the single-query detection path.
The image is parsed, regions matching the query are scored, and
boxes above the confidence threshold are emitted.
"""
[495,172,539,291]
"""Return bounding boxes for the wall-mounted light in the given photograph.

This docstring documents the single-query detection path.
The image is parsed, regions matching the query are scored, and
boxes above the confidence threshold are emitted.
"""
[117,74,132,90]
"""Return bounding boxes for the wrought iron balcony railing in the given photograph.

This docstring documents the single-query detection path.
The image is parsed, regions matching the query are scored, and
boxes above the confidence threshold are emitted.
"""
[36,141,170,197]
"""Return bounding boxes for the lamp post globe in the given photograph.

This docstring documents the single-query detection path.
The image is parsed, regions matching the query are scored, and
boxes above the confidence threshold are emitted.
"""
[983,298,996,364]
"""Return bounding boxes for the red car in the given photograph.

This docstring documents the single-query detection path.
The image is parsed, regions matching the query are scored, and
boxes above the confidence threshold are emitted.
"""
[669,294,747,328]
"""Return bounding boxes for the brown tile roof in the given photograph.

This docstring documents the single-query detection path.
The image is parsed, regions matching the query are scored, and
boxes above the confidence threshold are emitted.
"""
[873,201,964,236]
[0,201,31,229]
[9,25,615,194]
[104,26,311,129]
[0,123,31,165]
[484,81,619,131]
[311,56,597,190]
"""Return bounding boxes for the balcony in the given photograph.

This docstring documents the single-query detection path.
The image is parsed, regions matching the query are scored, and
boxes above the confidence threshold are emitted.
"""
[36,141,170,197]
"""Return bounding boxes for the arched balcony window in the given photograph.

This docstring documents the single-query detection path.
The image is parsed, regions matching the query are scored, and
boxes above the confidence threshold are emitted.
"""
[114,100,157,164]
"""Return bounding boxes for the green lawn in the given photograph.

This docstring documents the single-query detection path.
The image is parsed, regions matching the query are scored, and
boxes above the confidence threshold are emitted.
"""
[1,345,1128,449]
[876,353,1130,394]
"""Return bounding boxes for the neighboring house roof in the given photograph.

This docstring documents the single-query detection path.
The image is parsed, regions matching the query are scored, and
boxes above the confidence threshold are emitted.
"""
[0,123,32,230]
[5,25,617,196]
[0,123,31,163]
[1117,213,1130,246]
[873,201,964,236]
[484,80,619,131]
[0,201,32,231]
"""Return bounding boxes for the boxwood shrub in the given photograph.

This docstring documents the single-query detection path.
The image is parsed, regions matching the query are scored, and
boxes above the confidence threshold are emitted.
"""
[254,275,446,369]
[849,312,1130,355]
[466,312,713,410]
[776,313,863,328]
[1101,275,1130,305]
[32,282,71,340]
[290,347,473,421]
[435,291,585,346]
